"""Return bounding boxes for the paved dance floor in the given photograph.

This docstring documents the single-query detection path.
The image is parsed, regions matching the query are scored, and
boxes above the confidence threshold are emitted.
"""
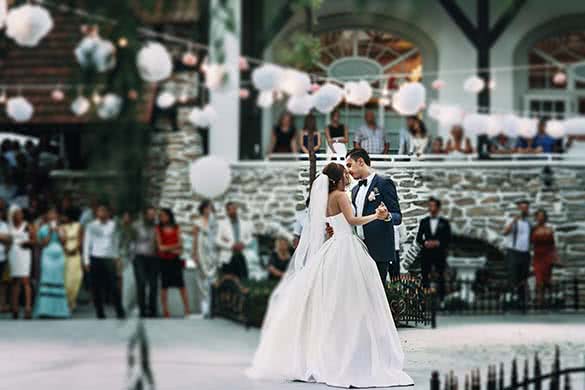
[0,315,584,389]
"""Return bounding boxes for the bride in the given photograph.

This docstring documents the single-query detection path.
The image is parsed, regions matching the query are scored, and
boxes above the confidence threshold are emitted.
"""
[247,162,413,388]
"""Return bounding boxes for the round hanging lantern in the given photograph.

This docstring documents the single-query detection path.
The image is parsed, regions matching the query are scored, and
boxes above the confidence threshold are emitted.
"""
[5,4,53,47]
[189,156,232,198]
[6,97,33,122]
[137,42,173,83]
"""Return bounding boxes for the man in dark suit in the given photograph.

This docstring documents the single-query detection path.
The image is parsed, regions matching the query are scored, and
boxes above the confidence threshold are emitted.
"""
[416,197,452,302]
[344,148,402,286]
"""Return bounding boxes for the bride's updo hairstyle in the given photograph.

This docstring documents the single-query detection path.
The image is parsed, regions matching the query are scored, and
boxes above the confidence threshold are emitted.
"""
[322,162,346,193]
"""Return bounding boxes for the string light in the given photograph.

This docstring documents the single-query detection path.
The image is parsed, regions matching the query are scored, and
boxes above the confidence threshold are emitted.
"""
[51,85,65,101]
[117,37,128,48]
[0,88,6,104]
[91,90,102,104]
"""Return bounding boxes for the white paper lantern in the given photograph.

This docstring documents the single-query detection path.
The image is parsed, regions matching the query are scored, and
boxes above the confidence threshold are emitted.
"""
[287,94,314,115]
[563,117,585,136]
[202,104,217,125]
[257,90,274,108]
[279,69,311,97]
[6,97,33,122]
[501,114,520,138]
[137,42,173,83]
[488,79,496,90]
[344,81,373,106]
[439,105,464,127]
[486,115,503,137]
[156,92,176,109]
[252,64,284,91]
[462,113,489,136]
[392,82,426,115]
[313,83,344,114]
[517,118,538,138]
[310,83,321,93]
[463,76,485,94]
[97,93,122,119]
[553,71,567,85]
[0,0,7,29]
[205,64,226,90]
[75,36,116,73]
[182,51,198,67]
[431,79,445,90]
[5,4,53,47]
[545,120,565,139]
[188,107,207,127]
[427,102,442,120]
[71,96,90,116]
[51,88,65,102]
[189,156,232,198]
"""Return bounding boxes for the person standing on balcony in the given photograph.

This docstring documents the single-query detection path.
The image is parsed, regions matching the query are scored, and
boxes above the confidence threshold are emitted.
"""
[353,110,389,155]
[532,118,557,154]
[502,200,532,308]
[408,118,431,156]
[446,125,473,155]
[299,113,322,155]
[416,197,451,302]
[325,109,349,160]
[269,112,298,156]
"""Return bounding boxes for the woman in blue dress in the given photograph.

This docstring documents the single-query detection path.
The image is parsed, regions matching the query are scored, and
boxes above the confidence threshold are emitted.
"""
[33,207,70,319]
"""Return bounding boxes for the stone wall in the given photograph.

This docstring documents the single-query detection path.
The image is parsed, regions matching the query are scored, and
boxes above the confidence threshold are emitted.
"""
[144,130,585,279]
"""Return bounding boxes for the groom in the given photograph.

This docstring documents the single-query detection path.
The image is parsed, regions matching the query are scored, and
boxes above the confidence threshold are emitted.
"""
[330,148,402,286]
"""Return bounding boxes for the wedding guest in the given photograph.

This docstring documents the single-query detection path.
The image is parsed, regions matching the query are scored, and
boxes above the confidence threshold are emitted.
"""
[216,202,254,280]
[502,200,532,308]
[0,207,11,313]
[156,208,190,318]
[133,206,160,318]
[532,118,557,154]
[398,116,418,155]
[193,200,219,317]
[118,210,137,311]
[8,205,36,319]
[353,110,388,154]
[490,133,515,154]
[515,136,534,153]
[33,207,70,318]
[416,197,451,302]
[408,118,430,156]
[267,237,291,281]
[446,125,473,155]
[324,109,349,159]
[84,203,125,319]
[61,207,83,311]
[269,112,298,155]
[531,209,559,306]
[392,223,407,278]
[299,113,322,155]
[79,196,98,227]
[430,137,446,154]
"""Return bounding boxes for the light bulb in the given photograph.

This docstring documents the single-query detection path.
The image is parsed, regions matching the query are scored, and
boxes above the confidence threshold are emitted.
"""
[92,91,102,105]
[118,37,128,48]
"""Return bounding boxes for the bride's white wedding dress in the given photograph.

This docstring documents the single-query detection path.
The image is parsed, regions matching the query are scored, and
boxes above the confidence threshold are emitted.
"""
[247,175,413,388]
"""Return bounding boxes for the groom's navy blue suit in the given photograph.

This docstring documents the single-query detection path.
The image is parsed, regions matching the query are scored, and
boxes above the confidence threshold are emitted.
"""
[352,174,402,285]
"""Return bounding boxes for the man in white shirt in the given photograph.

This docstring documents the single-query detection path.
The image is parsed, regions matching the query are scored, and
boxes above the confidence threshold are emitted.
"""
[83,203,125,319]
[502,200,532,307]
[353,111,389,155]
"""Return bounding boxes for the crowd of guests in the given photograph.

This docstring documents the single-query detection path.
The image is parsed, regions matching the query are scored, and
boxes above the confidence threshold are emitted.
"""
[268,111,584,158]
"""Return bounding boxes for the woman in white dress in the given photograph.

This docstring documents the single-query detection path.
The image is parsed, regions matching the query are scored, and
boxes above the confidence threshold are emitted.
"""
[8,205,36,319]
[248,163,413,388]
[192,200,218,317]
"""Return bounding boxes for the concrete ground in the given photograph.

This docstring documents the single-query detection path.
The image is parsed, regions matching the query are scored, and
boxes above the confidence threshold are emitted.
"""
[0,314,584,390]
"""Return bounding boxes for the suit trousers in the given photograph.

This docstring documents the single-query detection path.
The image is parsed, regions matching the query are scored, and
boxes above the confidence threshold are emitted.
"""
[221,253,249,280]
[133,254,160,317]
[90,256,125,319]
[389,251,401,278]
[375,261,389,287]
[421,252,447,301]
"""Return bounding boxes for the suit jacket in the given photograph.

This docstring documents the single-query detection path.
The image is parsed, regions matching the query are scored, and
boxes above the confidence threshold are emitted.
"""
[415,216,451,260]
[215,218,255,265]
[351,174,402,263]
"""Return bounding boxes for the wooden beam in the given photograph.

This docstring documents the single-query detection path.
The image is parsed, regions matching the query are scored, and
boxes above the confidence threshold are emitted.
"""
[437,0,478,47]
[488,0,527,47]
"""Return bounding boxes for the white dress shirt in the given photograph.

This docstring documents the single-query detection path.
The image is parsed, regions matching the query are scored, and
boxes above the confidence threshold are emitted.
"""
[83,219,119,265]
[430,217,439,236]
[355,172,376,239]
[504,218,531,252]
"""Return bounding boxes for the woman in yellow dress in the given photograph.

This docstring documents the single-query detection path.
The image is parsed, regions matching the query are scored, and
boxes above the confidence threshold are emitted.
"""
[60,208,83,311]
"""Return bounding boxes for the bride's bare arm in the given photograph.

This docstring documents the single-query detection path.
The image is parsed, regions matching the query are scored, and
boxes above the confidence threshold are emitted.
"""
[336,192,382,226]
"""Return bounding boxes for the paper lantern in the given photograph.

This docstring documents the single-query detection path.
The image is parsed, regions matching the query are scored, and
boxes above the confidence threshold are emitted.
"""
[202,104,217,125]
[463,76,485,94]
[462,113,489,136]
[553,71,567,85]
[51,88,65,102]
[137,42,173,83]
[313,83,343,114]
[379,97,390,106]
[188,107,206,127]
[252,64,284,91]
[0,0,7,29]
[279,69,311,97]
[97,93,122,119]
[5,4,53,47]
[439,105,464,127]
[431,79,445,90]
[75,36,116,73]
[545,120,565,139]
[238,57,249,71]
[182,51,198,67]
[205,64,226,90]
[427,102,442,120]
[517,118,538,138]
[501,114,520,138]
[392,82,426,115]
[488,79,496,90]
[156,92,176,109]
[344,81,372,106]
[6,97,33,122]
[310,83,321,93]
[257,90,274,108]
[239,88,250,99]
[189,156,232,198]
[287,94,314,115]
[71,96,90,116]
[486,115,502,137]
[563,117,585,136]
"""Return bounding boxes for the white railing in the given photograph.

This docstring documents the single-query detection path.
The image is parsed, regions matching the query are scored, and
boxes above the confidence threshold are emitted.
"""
[265,153,567,163]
